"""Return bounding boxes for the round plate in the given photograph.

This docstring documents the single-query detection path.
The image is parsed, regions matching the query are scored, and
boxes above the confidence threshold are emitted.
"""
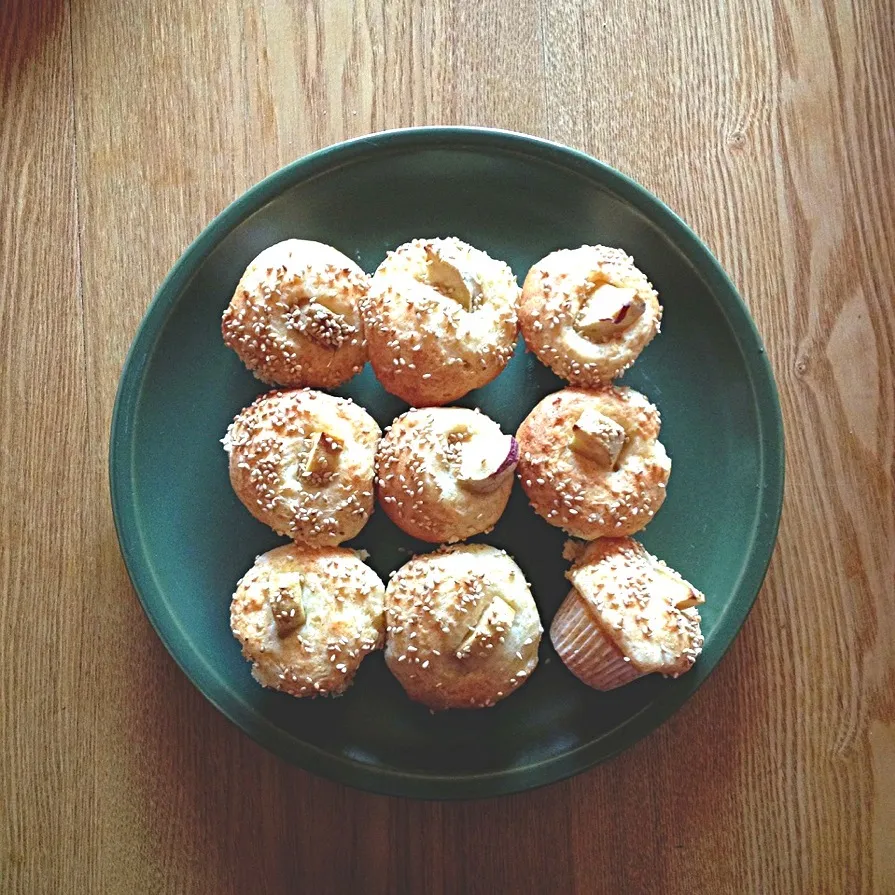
[110,127,784,799]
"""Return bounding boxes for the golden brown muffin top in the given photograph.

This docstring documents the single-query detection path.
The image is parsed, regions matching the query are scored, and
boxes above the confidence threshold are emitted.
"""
[516,386,670,539]
[385,544,542,710]
[565,537,704,676]
[360,237,519,405]
[224,388,380,546]
[222,239,369,389]
[230,544,386,697]
[376,406,517,543]
[520,245,661,386]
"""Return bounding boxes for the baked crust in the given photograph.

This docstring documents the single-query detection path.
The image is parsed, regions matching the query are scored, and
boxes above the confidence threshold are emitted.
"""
[360,237,519,405]
[520,245,661,385]
[384,544,542,710]
[230,544,385,697]
[222,239,368,388]
[376,407,515,543]
[555,537,704,679]
[224,388,380,546]
[515,386,670,539]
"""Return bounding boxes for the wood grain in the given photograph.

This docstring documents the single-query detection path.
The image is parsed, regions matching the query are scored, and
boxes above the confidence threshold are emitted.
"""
[0,2,96,892]
[1,0,893,892]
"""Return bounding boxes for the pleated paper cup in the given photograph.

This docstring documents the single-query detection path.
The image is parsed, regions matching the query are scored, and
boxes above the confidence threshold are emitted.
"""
[550,589,643,691]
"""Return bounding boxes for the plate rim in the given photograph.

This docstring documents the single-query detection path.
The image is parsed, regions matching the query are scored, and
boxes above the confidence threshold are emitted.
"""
[109,126,785,799]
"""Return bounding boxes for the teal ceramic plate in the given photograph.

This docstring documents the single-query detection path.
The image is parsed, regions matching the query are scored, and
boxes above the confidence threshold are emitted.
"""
[110,127,784,799]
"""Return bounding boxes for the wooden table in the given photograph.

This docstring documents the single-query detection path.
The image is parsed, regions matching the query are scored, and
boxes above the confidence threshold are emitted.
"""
[2,1,892,891]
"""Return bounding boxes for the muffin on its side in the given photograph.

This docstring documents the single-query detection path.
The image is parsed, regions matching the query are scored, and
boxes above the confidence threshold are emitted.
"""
[515,386,670,539]
[376,407,518,543]
[551,538,704,691]
[224,389,380,547]
[230,544,386,697]
[360,237,520,406]
[222,239,368,389]
[385,544,542,710]
[520,245,661,386]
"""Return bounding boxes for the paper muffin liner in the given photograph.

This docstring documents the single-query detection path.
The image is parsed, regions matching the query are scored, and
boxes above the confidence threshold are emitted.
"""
[550,590,643,691]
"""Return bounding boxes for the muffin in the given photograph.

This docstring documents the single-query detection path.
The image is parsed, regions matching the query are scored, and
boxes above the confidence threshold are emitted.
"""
[230,544,386,697]
[515,386,670,539]
[222,239,368,389]
[385,544,542,710]
[360,237,520,405]
[376,407,518,543]
[551,538,704,690]
[223,388,380,546]
[520,245,661,385]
